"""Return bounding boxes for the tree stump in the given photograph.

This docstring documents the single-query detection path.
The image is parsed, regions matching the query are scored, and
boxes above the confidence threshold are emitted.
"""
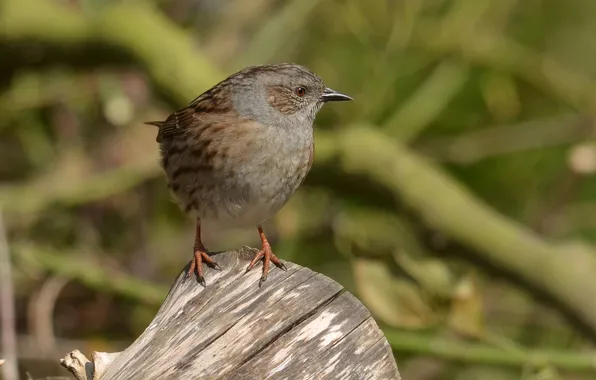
[60,248,400,379]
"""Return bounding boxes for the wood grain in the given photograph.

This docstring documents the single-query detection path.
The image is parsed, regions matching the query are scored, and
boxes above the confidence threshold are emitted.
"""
[61,248,400,380]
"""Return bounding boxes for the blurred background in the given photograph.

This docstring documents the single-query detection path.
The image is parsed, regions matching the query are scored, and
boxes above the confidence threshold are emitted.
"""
[2,0,596,379]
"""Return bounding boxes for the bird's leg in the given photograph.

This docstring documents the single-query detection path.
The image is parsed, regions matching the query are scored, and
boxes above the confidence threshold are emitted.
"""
[186,222,221,286]
[246,225,287,286]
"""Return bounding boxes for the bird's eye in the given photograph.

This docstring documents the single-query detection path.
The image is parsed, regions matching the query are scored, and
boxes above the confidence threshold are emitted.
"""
[294,86,306,97]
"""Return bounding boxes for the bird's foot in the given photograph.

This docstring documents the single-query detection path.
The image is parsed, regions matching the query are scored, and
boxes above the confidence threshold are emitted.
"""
[245,244,287,287]
[186,249,221,286]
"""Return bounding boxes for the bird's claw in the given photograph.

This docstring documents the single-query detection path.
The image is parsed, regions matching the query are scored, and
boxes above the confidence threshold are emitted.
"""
[259,274,268,287]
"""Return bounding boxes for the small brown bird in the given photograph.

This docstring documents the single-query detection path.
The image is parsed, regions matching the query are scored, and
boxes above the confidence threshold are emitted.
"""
[146,63,351,286]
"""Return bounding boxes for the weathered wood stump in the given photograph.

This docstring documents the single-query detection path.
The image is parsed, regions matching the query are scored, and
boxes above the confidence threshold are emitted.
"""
[61,248,400,379]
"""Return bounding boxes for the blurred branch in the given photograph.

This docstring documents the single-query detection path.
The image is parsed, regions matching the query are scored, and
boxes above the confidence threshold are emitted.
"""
[16,334,128,362]
[0,212,18,380]
[0,154,159,215]
[386,329,596,372]
[203,0,274,63]
[384,59,469,142]
[417,114,596,164]
[13,244,167,307]
[234,0,322,69]
[318,127,596,341]
[1,0,222,104]
[28,276,69,356]
[414,20,596,113]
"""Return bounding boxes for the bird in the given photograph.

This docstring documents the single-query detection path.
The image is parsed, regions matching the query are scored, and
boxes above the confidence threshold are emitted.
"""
[145,63,352,286]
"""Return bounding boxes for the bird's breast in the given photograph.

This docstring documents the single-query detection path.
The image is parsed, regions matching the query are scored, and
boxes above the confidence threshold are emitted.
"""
[240,124,314,203]
[209,125,314,226]
[165,121,314,227]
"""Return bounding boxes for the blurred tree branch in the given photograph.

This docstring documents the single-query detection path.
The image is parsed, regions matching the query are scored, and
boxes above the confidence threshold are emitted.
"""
[383,59,470,141]
[14,243,167,307]
[28,276,69,356]
[1,0,221,104]
[386,329,596,372]
[0,212,18,380]
[0,151,158,214]
[416,114,595,164]
[414,18,596,113]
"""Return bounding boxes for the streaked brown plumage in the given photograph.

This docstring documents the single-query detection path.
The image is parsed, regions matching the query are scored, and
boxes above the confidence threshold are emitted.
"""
[146,63,351,286]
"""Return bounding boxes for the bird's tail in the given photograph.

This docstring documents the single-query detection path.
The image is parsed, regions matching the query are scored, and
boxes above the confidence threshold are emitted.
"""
[144,121,166,143]
[144,121,164,128]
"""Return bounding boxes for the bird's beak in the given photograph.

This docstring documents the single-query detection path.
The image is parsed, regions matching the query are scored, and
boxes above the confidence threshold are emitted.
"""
[321,87,353,102]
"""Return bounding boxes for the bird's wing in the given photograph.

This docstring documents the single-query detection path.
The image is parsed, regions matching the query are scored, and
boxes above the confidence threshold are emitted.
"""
[144,107,198,143]
[144,83,234,143]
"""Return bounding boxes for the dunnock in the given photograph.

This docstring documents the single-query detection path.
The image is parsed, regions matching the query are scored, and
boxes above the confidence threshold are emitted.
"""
[146,63,351,286]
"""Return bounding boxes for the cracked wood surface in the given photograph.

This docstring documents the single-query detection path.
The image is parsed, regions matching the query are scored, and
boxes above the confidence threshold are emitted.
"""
[79,248,400,380]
